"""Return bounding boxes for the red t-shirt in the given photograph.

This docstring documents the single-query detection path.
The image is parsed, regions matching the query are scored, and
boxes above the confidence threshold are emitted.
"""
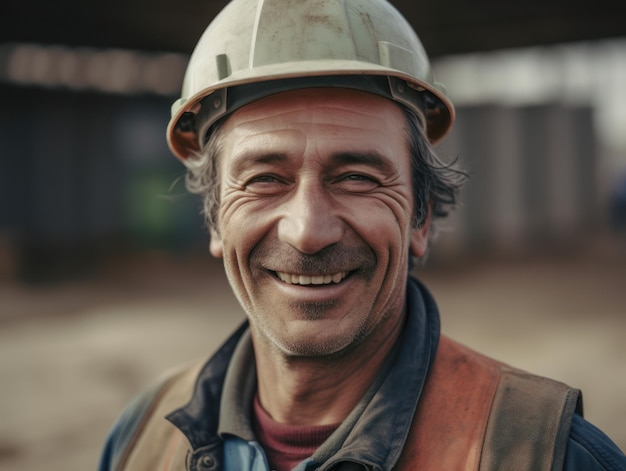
[252,394,339,471]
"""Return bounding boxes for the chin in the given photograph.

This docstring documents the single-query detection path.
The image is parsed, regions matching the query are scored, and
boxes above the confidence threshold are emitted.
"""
[270,324,366,359]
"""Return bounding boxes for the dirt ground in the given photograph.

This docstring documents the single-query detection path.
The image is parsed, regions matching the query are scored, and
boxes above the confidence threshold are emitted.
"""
[1,237,625,470]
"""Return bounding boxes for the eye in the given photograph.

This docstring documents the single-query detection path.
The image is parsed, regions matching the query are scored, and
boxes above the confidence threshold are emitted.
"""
[344,174,375,182]
[335,173,380,192]
[245,174,288,195]
[249,174,280,184]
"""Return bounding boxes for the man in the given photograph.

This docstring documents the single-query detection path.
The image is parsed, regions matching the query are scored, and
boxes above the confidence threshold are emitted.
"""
[99,0,626,469]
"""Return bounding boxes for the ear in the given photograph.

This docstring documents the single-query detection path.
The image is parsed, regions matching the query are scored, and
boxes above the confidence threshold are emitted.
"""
[409,211,431,258]
[209,228,223,258]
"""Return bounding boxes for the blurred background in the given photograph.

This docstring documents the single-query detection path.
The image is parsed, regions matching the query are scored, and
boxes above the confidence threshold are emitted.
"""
[1,1,625,470]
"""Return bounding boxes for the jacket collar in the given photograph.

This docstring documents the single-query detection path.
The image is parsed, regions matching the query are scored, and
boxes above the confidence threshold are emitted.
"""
[166,321,249,449]
[167,277,440,470]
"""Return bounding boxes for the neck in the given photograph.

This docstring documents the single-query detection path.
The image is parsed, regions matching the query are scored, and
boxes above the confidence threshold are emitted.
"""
[251,309,406,426]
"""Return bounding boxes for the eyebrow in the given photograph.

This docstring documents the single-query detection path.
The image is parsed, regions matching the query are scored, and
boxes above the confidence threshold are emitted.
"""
[331,151,395,173]
[230,153,288,174]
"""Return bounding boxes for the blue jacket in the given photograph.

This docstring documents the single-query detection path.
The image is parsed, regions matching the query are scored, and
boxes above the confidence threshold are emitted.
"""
[99,278,626,470]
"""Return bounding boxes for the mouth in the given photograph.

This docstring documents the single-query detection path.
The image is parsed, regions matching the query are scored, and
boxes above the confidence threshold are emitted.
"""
[275,271,348,286]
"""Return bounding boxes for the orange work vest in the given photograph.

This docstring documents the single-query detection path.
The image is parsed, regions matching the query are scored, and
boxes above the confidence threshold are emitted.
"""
[114,336,581,471]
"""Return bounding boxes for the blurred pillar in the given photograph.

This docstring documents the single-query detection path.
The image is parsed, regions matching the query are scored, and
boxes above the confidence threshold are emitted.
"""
[451,105,526,254]
[431,102,598,261]
[519,104,597,247]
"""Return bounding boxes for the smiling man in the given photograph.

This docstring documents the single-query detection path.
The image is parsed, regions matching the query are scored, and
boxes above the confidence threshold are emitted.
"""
[215,89,419,359]
[99,0,626,470]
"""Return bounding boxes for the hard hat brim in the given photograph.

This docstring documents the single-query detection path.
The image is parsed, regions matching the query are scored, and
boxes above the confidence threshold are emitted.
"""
[167,65,454,161]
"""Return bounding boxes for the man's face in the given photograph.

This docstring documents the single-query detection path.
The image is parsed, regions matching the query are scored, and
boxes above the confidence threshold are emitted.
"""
[210,88,429,357]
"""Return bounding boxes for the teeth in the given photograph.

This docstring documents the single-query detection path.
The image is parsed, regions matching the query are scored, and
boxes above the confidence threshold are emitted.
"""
[277,271,347,285]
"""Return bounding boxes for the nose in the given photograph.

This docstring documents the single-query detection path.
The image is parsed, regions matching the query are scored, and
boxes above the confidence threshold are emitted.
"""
[277,180,343,254]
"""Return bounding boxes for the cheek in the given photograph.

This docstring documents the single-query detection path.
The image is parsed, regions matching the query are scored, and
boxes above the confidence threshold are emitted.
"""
[358,193,414,241]
[218,202,276,260]
[349,209,411,272]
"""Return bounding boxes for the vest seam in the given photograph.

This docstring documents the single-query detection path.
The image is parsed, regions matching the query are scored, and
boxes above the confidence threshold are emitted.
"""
[474,364,501,471]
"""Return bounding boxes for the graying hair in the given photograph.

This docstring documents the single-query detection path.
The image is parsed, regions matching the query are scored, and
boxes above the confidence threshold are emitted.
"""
[402,107,467,230]
[184,123,225,234]
[184,108,467,235]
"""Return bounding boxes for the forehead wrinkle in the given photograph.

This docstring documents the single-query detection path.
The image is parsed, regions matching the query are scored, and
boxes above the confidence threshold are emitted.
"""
[225,125,303,156]
[225,125,400,177]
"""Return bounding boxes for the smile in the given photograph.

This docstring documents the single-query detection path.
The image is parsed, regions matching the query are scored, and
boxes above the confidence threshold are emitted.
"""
[276,271,348,285]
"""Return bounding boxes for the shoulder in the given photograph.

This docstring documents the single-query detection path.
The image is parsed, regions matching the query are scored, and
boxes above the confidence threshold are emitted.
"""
[98,360,205,471]
[563,414,626,471]
[438,338,626,470]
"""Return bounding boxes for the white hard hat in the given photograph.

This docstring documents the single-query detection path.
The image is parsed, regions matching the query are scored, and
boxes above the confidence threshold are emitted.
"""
[167,0,454,161]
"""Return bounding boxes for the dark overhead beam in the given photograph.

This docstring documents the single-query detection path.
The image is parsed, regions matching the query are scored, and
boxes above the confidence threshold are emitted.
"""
[2,0,626,57]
